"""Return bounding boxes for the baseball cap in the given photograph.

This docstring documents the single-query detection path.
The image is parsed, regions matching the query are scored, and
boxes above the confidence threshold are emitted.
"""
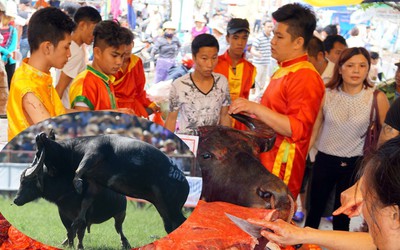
[227,18,250,34]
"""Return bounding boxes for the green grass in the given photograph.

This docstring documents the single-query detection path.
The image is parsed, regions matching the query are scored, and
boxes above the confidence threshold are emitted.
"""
[0,196,192,249]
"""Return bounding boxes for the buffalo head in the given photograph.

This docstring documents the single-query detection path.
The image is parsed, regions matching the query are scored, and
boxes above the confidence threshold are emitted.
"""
[13,131,56,206]
[197,114,294,221]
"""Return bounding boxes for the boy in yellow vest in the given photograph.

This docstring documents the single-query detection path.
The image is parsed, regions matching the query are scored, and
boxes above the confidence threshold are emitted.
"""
[7,7,75,141]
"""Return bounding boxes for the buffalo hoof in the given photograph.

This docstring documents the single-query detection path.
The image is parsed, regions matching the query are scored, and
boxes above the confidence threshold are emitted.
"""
[73,177,83,194]
[122,240,131,250]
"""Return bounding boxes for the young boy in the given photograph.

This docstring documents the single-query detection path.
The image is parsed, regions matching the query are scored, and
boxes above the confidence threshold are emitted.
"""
[113,27,159,118]
[69,20,129,112]
[165,33,231,135]
[213,18,256,130]
[6,7,75,141]
[55,6,102,108]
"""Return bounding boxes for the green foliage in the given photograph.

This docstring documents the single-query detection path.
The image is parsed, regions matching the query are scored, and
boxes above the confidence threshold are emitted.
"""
[0,196,192,249]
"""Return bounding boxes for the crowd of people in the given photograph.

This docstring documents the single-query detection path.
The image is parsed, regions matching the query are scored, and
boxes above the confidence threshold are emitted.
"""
[0,1,400,250]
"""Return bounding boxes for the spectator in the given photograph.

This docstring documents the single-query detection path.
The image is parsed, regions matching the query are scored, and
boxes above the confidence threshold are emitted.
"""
[6,7,75,141]
[250,19,274,97]
[305,47,390,231]
[323,34,347,64]
[368,51,383,84]
[210,21,228,55]
[69,20,130,113]
[165,53,194,81]
[165,33,231,135]
[55,6,101,108]
[0,1,19,89]
[228,3,325,199]
[113,27,159,119]
[346,26,364,48]
[191,14,209,40]
[151,20,181,84]
[320,24,338,40]
[213,18,256,130]
[17,0,33,59]
[307,36,335,84]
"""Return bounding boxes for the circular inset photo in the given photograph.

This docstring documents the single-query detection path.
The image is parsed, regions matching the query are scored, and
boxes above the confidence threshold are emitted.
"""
[0,111,201,249]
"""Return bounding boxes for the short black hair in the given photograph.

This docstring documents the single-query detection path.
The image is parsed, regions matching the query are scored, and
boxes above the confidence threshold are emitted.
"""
[73,6,102,25]
[370,51,379,60]
[272,3,316,49]
[28,7,75,52]
[323,35,347,53]
[191,33,219,56]
[120,27,134,45]
[307,36,324,58]
[323,24,338,36]
[93,20,126,50]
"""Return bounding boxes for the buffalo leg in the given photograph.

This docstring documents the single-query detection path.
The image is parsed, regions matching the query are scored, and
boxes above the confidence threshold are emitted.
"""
[73,153,103,194]
[76,226,86,250]
[114,211,131,249]
[59,215,75,248]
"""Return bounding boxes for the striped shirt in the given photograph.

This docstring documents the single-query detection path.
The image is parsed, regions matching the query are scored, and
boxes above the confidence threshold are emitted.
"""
[252,32,272,65]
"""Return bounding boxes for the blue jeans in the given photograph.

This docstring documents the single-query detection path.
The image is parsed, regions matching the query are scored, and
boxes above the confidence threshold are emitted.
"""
[20,38,30,59]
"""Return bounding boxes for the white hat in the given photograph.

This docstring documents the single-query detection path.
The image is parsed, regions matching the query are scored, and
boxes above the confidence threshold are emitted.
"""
[211,21,225,34]
[194,15,206,23]
[162,21,175,30]
[5,1,18,18]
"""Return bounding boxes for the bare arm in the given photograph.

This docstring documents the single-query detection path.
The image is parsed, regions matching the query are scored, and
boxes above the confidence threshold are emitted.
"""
[164,111,178,133]
[308,97,324,152]
[22,92,52,125]
[228,98,292,137]
[219,106,232,127]
[248,219,376,250]
[55,71,73,99]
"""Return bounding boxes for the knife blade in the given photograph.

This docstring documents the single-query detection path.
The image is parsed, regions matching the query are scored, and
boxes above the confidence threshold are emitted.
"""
[225,213,264,239]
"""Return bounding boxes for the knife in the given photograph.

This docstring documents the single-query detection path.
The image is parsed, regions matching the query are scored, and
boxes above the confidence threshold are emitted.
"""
[225,213,264,238]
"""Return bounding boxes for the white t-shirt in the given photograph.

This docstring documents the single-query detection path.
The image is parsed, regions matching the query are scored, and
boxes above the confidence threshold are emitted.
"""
[169,73,231,135]
[321,60,335,84]
[55,41,87,108]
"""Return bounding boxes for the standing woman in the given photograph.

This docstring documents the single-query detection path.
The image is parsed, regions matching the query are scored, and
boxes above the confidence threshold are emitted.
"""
[0,3,18,89]
[151,20,181,84]
[305,47,390,231]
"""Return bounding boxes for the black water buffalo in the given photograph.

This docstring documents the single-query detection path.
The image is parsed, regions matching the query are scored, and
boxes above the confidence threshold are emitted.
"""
[14,132,131,250]
[20,131,190,234]
[197,114,295,221]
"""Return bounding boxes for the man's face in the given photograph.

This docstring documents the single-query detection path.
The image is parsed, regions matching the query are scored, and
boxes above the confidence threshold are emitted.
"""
[263,22,274,36]
[270,22,297,63]
[193,46,218,77]
[226,31,249,57]
[50,33,72,69]
[82,21,98,45]
[325,41,347,64]
[95,45,126,75]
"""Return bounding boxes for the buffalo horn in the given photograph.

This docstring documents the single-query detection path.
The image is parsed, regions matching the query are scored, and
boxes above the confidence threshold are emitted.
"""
[24,149,45,178]
[231,113,276,152]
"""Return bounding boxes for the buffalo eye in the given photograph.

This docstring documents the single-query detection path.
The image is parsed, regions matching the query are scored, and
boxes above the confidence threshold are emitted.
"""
[201,152,212,159]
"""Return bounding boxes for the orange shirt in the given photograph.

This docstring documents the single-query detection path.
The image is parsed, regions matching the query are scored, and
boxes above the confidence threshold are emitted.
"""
[113,55,152,117]
[214,51,256,130]
[69,65,117,110]
[259,55,325,199]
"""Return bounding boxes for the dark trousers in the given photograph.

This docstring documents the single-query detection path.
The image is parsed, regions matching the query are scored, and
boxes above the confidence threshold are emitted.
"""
[305,151,361,231]
[5,63,15,90]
